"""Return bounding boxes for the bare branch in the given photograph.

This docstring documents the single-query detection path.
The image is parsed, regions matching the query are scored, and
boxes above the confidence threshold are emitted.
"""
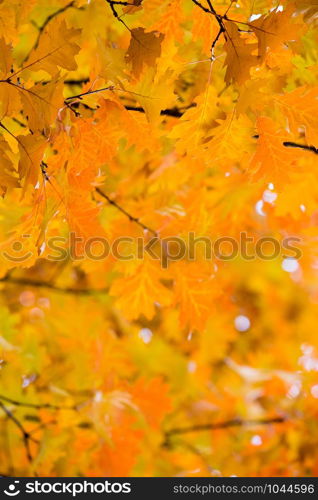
[0,401,36,462]
[124,104,195,117]
[283,141,318,155]
[0,275,108,295]
[0,394,77,411]
[253,135,318,155]
[165,416,287,438]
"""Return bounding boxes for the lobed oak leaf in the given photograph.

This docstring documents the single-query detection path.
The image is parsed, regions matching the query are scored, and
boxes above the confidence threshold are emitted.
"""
[250,117,304,185]
[251,5,303,62]
[172,262,219,331]
[123,0,144,16]
[168,89,219,157]
[90,415,142,476]
[99,94,158,153]
[95,39,128,85]
[205,113,254,162]
[67,100,122,179]
[66,192,106,247]
[125,66,177,122]
[125,28,164,79]
[0,83,21,119]
[129,377,171,429]
[25,20,81,76]
[274,171,318,219]
[191,4,219,53]
[18,132,47,189]
[151,0,183,43]
[276,86,318,146]
[20,77,64,133]
[0,37,13,77]
[0,39,22,118]
[9,0,37,24]
[0,2,18,44]
[0,135,19,194]
[223,21,259,85]
[0,229,38,273]
[239,0,273,12]
[110,259,172,321]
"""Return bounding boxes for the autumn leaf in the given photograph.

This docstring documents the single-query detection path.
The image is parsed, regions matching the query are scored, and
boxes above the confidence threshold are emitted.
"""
[173,261,219,331]
[250,116,304,185]
[18,132,47,189]
[251,5,303,61]
[25,20,80,76]
[223,21,259,85]
[277,86,318,146]
[20,77,64,132]
[0,135,19,194]
[110,259,173,321]
[125,28,164,78]
[129,377,171,429]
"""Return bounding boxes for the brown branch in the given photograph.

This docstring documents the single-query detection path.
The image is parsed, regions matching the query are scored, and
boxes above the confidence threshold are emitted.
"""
[192,0,224,30]
[96,187,158,237]
[65,85,114,101]
[12,117,27,128]
[105,0,135,34]
[64,78,90,85]
[283,141,318,155]
[124,105,194,117]
[0,401,37,462]
[191,1,226,59]
[66,88,188,116]
[165,416,287,438]
[0,275,108,295]
[0,394,77,411]
[0,393,85,465]
[65,85,157,102]
[191,0,212,15]
[253,135,318,155]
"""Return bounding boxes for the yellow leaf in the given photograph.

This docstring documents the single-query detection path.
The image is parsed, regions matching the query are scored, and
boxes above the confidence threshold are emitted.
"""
[0,135,19,194]
[25,20,80,76]
[110,259,172,320]
[250,117,303,185]
[173,262,219,331]
[277,86,318,146]
[20,77,64,132]
[18,133,47,189]
[251,5,303,61]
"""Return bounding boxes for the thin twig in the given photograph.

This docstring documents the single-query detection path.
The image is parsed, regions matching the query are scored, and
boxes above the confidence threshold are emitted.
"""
[0,401,35,462]
[165,416,287,438]
[283,141,318,155]
[0,275,108,295]
[0,394,77,411]
[96,187,158,237]
[105,0,134,33]
[65,85,157,102]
